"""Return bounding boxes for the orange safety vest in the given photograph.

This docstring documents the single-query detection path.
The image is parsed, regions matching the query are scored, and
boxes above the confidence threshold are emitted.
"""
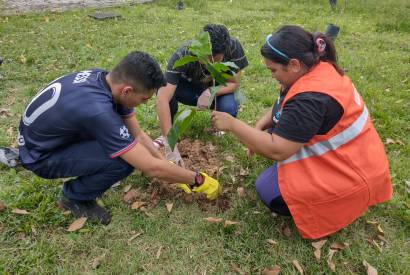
[277,62,392,239]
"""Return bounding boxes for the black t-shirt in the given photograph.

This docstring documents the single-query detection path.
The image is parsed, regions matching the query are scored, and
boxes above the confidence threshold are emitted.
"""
[165,37,248,86]
[271,91,344,143]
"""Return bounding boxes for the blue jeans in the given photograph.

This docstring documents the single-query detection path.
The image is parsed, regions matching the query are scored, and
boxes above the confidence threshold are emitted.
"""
[170,79,238,121]
[23,140,134,201]
[255,163,290,215]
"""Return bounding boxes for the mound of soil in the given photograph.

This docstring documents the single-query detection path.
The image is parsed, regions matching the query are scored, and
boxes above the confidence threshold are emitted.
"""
[148,139,231,213]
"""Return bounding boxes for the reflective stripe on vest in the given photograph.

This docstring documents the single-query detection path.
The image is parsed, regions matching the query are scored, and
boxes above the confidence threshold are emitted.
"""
[281,106,369,165]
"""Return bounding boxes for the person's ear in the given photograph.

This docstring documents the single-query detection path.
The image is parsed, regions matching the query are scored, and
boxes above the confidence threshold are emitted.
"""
[288,58,303,73]
[121,85,134,96]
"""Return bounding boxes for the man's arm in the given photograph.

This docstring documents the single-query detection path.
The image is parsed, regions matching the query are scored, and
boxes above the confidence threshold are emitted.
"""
[121,142,196,183]
[255,108,274,131]
[156,83,177,136]
[123,115,165,160]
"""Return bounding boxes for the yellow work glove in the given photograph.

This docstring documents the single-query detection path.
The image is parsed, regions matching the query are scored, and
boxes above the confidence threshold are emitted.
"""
[192,172,221,200]
[177,183,192,194]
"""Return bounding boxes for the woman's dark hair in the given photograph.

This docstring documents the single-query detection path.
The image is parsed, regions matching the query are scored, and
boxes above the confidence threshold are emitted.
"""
[261,25,344,75]
[203,23,230,55]
[111,51,166,92]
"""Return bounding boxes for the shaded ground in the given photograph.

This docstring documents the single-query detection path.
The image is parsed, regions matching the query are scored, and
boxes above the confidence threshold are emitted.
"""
[0,0,153,15]
[123,139,231,214]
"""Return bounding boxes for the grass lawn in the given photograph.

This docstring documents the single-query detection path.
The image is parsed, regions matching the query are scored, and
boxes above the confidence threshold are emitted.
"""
[1,0,409,273]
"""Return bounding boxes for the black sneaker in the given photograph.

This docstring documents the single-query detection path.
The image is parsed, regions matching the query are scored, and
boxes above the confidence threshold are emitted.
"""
[59,195,111,225]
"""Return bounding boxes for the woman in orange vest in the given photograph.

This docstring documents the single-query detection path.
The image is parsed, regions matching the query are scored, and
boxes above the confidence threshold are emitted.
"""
[212,25,392,239]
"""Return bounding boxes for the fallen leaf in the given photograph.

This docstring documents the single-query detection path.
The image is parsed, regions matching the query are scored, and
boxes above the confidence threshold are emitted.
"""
[131,201,146,210]
[123,184,132,193]
[282,226,291,237]
[314,249,321,261]
[12,208,29,215]
[395,99,404,104]
[67,217,87,232]
[166,202,173,213]
[262,265,281,275]
[292,259,304,274]
[127,232,143,245]
[123,189,139,204]
[91,253,105,269]
[0,108,11,117]
[86,43,93,49]
[203,217,223,223]
[369,239,382,253]
[396,139,405,146]
[376,234,387,243]
[366,220,379,225]
[312,239,327,250]
[225,155,235,162]
[406,180,410,194]
[266,239,277,245]
[363,260,378,275]
[330,241,348,250]
[156,246,163,259]
[385,138,395,145]
[376,224,384,236]
[237,187,246,198]
[20,55,27,64]
[63,210,72,216]
[139,206,153,217]
[224,220,240,227]
[239,168,249,176]
[44,16,49,23]
[327,249,337,272]
[0,201,5,212]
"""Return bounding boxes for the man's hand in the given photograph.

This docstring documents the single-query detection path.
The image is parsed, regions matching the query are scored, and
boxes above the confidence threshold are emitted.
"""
[192,173,221,200]
[197,89,211,109]
[165,142,185,168]
[211,111,235,132]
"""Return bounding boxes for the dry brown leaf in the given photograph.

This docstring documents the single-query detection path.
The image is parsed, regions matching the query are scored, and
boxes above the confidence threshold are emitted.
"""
[314,249,321,261]
[139,207,153,217]
[86,43,93,49]
[366,220,379,225]
[123,189,139,204]
[67,217,87,232]
[327,249,337,272]
[44,16,49,23]
[156,246,163,259]
[292,259,304,274]
[262,265,281,275]
[20,55,27,64]
[369,239,382,253]
[376,234,387,243]
[0,201,5,212]
[405,180,410,194]
[385,138,395,145]
[204,217,223,223]
[237,187,246,198]
[239,168,249,176]
[12,208,29,215]
[131,201,146,210]
[123,184,132,193]
[376,224,384,236]
[166,202,173,213]
[282,226,291,237]
[127,232,143,245]
[0,108,11,117]
[266,239,277,245]
[91,253,105,269]
[311,239,327,250]
[363,260,378,275]
[330,241,348,250]
[396,139,405,146]
[225,155,235,162]
[63,210,72,216]
[224,220,240,227]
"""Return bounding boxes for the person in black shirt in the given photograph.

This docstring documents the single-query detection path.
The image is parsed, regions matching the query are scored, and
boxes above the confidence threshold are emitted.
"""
[155,24,248,165]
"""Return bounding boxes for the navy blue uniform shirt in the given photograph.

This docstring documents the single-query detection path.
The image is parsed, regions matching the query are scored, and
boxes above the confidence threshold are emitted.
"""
[18,69,136,164]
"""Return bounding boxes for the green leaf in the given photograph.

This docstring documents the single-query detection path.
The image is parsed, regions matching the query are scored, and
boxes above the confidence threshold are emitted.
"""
[208,86,220,108]
[167,108,197,150]
[173,55,200,69]
[207,63,230,85]
[190,31,212,57]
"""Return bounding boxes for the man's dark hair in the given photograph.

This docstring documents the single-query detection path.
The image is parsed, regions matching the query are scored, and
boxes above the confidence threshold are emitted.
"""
[203,24,230,55]
[111,51,166,92]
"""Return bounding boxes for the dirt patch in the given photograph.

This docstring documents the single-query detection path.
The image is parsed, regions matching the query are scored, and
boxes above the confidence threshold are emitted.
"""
[148,139,231,213]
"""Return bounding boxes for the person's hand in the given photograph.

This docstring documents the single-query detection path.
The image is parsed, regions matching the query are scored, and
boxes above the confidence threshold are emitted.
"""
[211,111,235,132]
[165,142,185,168]
[197,89,211,109]
[192,173,221,200]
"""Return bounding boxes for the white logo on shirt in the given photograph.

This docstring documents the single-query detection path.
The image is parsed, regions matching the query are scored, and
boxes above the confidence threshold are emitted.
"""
[73,70,92,84]
[18,134,25,146]
[120,126,130,139]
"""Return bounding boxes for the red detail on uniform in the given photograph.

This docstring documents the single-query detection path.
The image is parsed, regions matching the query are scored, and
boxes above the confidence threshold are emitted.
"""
[278,62,392,239]
[110,140,138,158]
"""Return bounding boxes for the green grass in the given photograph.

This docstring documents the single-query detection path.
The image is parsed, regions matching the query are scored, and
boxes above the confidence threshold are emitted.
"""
[1,0,410,273]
